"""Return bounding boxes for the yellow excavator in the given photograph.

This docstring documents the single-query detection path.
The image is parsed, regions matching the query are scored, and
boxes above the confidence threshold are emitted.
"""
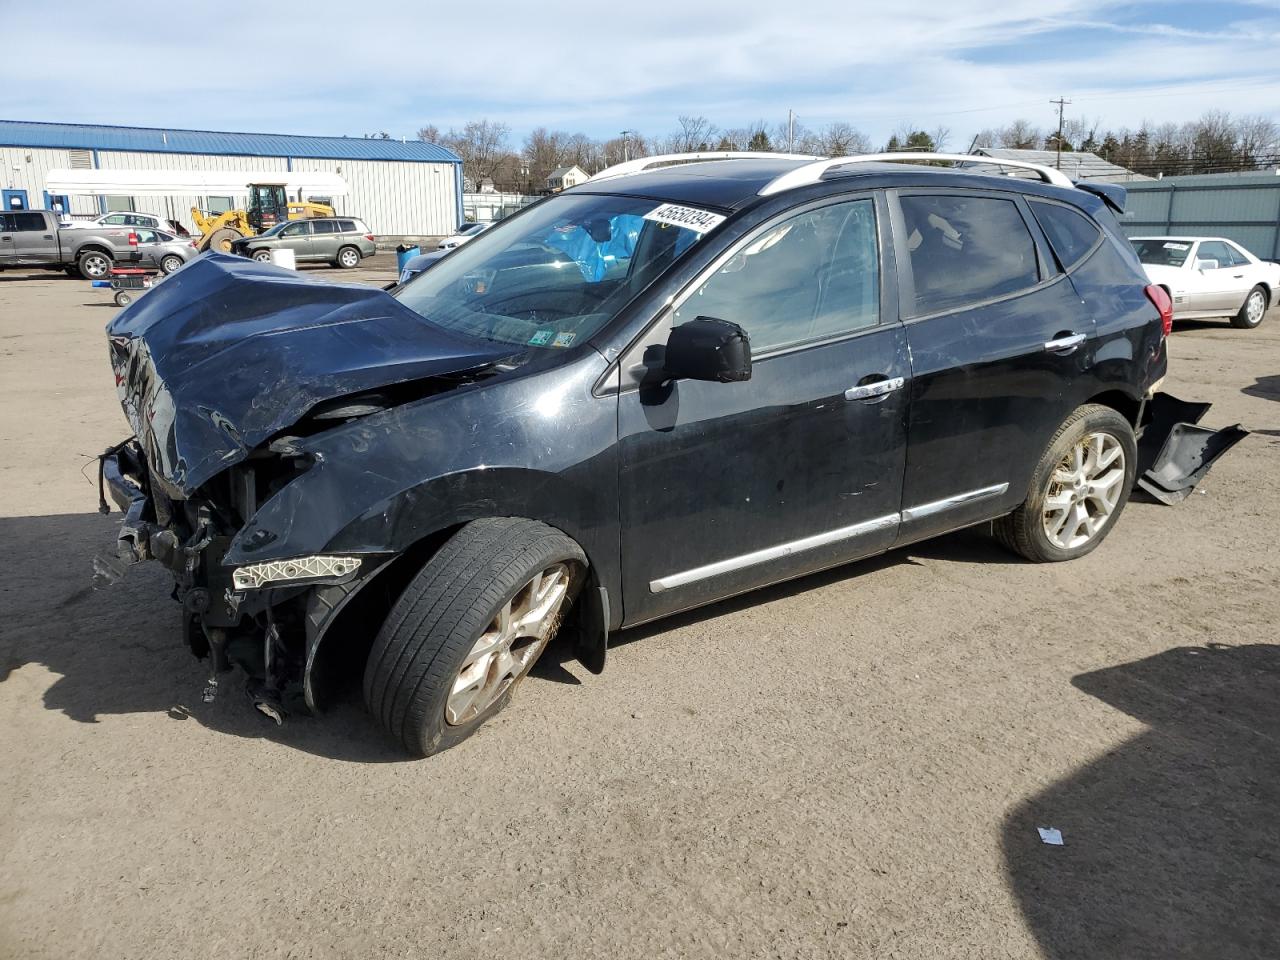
[191,181,335,252]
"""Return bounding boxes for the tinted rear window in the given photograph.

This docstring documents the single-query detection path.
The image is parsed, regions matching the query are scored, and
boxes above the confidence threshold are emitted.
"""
[312,220,337,234]
[1030,201,1101,271]
[899,194,1040,315]
[338,219,359,232]
[11,212,47,231]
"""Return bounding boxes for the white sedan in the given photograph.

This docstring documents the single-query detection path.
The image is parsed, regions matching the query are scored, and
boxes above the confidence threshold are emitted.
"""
[1130,236,1279,329]
[436,221,489,250]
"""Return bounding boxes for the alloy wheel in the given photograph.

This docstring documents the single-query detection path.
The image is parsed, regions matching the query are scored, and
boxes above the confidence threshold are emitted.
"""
[1042,432,1126,550]
[1247,290,1266,325]
[445,563,571,726]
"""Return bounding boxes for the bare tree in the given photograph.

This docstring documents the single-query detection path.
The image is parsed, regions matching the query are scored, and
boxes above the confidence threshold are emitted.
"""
[441,119,513,186]
[815,122,870,157]
[674,115,718,152]
[998,119,1041,149]
[416,125,441,144]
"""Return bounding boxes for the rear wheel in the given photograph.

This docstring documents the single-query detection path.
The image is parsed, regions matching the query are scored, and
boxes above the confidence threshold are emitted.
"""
[336,245,361,269]
[363,518,585,756]
[1231,285,1267,329]
[994,405,1137,563]
[77,249,112,280]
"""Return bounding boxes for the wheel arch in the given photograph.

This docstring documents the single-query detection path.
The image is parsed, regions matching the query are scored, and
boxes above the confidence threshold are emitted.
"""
[1084,389,1142,426]
[300,469,618,709]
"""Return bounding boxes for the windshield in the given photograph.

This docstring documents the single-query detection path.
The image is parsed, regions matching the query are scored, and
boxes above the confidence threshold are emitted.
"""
[394,193,713,348]
[1131,238,1193,267]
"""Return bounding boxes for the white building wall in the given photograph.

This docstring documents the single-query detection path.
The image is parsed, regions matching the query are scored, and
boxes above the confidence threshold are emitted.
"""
[289,157,459,235]
[2,146,459,236]
[1,147,98,216]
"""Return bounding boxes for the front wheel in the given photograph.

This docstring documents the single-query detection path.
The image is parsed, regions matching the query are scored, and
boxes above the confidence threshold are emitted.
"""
[994,404,1137,563]
[336,245,360,269]
[159,254,184,274]
[1231,285,1268,329]
[363,518,586,756]
[252,249,273,263]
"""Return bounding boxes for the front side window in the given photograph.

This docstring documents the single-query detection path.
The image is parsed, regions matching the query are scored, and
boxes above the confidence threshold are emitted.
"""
[1196,241,1232,268]
[1030,201,1101,271]
[900,194,1040,315]
[394,193,713,349]
[280,222,311,238]
[674,199,880,353]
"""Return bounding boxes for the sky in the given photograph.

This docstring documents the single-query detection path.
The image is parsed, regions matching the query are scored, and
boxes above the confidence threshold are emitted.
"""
[4,0,1279,149]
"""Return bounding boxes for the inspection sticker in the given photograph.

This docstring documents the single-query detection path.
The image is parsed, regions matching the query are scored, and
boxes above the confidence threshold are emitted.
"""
[529,330,554,346]
[643,203,726,235]
[552,332,577,348]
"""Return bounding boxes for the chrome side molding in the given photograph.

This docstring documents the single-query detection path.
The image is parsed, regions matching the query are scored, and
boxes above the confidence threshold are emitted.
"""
[649,513,899,593]
[901,483,1010,522]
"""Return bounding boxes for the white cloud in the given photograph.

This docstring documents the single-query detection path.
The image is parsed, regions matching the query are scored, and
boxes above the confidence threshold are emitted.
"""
[1,0,1277,145]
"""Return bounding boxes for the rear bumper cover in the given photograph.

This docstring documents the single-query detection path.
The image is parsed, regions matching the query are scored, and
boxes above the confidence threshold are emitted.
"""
[1136,393,1249,504]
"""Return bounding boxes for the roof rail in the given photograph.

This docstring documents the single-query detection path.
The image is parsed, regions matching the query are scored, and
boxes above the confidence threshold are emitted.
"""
[758,152,1075,196]
[589,151,822,183]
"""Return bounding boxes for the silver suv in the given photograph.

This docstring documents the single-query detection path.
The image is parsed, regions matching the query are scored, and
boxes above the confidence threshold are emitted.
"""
[229,217,376,268]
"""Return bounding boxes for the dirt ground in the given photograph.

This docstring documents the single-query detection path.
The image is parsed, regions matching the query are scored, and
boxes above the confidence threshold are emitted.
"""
[2,254,1278,959]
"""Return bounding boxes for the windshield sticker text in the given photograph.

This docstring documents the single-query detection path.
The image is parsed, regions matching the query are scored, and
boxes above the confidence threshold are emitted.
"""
[1163,242,1190,250]
[552,332,576,348]
[529,330,554,346]
[643,204,726,235]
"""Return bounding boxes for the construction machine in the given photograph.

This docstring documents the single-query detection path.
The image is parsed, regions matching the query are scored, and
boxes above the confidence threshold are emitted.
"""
[191,181,336,253]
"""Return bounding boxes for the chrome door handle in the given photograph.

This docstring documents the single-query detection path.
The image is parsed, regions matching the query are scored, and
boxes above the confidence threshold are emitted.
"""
[845,376,904,401]
[1044,333,1086,354]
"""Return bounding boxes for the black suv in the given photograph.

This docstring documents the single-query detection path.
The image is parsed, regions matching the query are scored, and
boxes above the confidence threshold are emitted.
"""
[102,152,1170,755]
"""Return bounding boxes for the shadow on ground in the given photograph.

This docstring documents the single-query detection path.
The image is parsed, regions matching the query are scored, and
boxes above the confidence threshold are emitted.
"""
[0,512,1024,762]
[1003,643,1280,960]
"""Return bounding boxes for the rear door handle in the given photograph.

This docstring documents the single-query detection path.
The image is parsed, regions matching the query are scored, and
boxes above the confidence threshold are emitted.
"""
[845,376,904,401]
[1044,333,1086,354]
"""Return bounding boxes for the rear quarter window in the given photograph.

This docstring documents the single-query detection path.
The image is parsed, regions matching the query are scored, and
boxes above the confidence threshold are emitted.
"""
[1029,201,1101,271]
[899,194,1040,315]
[338,219,360,232]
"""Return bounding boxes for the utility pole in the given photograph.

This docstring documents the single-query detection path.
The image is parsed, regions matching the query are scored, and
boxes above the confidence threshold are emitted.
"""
[1051,97,1071,169]
[787,110,796,153]
[620,130,631,163]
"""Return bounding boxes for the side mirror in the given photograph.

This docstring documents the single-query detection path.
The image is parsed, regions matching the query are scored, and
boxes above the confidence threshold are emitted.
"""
[663,317,752,383]
[1195,258,1218,271]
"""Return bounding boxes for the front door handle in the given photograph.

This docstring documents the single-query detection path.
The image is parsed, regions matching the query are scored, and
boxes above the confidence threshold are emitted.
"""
[1044,333,1086,354]
[845,376,904,401]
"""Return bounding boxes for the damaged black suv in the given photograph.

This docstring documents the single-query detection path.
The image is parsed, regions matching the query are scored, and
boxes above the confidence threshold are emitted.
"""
[102,152,1173,756]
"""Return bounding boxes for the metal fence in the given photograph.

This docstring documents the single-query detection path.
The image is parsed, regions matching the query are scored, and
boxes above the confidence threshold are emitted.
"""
[1120,171,1280,260]
[461,191,541,224]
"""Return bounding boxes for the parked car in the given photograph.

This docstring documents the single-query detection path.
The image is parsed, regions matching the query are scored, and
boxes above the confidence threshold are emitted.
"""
[0,209,163,278]
[397,248,448,284]
[66,211,190,237]
[228,217,376,268]
[133,229,199,274]
[1130,235,1279,329]
[101,152,1170,756]
[437,221,489,249]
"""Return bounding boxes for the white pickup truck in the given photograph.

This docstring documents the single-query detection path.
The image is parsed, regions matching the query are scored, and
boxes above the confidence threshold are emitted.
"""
[0,209,157,279]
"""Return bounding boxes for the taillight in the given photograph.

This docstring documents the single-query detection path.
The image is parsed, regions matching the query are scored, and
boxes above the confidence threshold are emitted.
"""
[365,234,375,242]
[1145,284,1173,337]
[128,232,139,246]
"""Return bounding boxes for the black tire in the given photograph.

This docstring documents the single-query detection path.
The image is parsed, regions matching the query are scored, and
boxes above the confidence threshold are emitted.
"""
[77,249,113,280]
[363,518,586,756]
[1231,284,1268,329]
[203,228,240,254]
[159,254,184,275]
[252,249,273,263]
[336,245,361,269]
[994,404,1137,563]
[114,290,133,307]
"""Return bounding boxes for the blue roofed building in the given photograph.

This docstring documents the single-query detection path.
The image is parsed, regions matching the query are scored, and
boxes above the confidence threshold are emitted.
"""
[0,119,464,237]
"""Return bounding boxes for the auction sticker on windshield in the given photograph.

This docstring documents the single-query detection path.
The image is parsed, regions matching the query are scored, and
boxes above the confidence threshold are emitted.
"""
[643,203,726,234]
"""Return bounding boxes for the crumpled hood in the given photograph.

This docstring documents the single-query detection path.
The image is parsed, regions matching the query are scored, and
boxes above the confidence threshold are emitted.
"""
[107,253,509,498]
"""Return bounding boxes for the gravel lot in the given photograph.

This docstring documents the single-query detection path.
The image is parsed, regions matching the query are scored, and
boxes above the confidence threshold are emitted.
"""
[2,254,1278,959]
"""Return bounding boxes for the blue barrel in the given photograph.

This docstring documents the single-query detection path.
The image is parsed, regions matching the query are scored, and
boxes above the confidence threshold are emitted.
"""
[395,244,421,271]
